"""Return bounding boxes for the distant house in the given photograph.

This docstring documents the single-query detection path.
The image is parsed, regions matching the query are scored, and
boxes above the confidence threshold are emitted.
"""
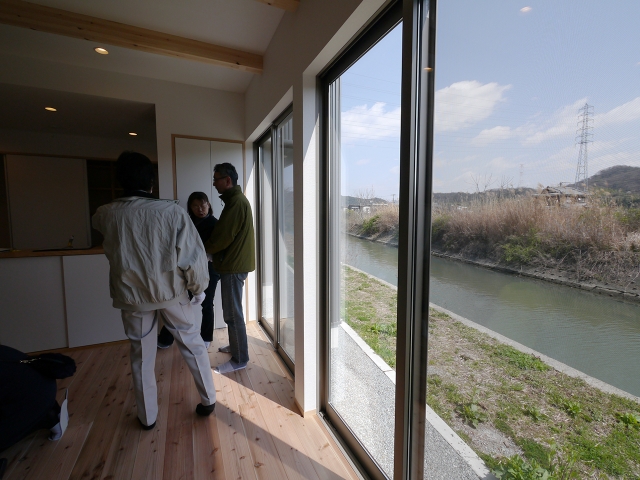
[534,185,589,206]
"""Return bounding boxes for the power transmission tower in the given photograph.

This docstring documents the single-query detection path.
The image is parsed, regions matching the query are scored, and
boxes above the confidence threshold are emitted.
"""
[574,103,593,194]
[518,164,524,188]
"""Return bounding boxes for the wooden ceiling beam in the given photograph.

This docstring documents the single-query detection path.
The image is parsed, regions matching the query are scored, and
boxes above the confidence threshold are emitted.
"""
[253,0,300,12]
[0,0,263,73]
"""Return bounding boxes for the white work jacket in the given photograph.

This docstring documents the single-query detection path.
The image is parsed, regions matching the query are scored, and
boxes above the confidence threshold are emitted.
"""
[92,196,209,312]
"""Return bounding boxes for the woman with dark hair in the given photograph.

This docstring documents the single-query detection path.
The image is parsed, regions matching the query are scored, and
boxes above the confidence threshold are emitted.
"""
[157,192,221,349]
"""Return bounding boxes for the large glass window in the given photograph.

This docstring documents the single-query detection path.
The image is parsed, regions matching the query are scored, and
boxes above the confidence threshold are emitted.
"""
[324,18,402,480]
[427,2,640,479]
[256,109,295,367]
[258,136,275,334]
[321,1,437,478]
[276,115,295,359]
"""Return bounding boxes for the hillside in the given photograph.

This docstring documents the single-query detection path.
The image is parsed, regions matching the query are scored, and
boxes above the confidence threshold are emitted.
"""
[341,195,389,207]
[586,165,640,193]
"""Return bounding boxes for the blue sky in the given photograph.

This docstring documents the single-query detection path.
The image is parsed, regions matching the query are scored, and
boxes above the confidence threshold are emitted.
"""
[339,1,640,198]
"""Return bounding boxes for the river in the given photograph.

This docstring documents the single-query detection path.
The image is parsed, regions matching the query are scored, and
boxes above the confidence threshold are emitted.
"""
[345,235,640,397]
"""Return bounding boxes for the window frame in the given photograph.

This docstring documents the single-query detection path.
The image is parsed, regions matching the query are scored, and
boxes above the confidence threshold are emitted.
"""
[254,105,296,372]
[318,0,437,477]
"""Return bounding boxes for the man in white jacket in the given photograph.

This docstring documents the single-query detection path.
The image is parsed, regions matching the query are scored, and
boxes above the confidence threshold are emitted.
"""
[92,151,216,430]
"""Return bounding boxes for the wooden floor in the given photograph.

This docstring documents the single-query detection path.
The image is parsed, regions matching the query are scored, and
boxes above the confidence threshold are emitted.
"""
[2,323,359,480]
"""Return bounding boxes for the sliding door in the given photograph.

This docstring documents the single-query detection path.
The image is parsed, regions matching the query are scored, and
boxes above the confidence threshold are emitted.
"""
[321,1,435,478]
[256,108,295,368]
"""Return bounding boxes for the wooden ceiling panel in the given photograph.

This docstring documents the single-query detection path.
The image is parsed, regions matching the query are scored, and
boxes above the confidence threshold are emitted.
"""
[0,0,263,73]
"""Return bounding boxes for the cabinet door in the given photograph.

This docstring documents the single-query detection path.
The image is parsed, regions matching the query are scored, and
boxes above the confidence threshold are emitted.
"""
[0,257,67,352]
[174,138,213,210]
[63,255,126,348]
[174,138,245,329]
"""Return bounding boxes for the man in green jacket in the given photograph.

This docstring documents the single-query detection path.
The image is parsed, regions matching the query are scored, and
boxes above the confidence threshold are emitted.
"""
[204,163,255,373]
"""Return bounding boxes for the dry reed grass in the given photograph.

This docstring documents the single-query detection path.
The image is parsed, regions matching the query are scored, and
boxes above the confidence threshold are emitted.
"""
[432,197,640,287]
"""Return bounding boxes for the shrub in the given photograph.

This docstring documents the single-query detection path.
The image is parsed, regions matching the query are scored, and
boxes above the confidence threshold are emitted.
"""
[361,215,380,235]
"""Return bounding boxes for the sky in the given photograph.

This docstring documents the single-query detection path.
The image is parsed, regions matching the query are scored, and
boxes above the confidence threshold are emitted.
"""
[338,0,640,199]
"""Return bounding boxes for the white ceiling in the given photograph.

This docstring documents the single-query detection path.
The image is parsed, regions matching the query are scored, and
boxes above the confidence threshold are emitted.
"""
[1,0,286,92]
[28,0,284,53]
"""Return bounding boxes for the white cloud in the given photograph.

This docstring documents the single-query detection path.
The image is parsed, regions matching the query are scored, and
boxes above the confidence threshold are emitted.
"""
[521,97,640,146]
[472,125,513,145]
[596,97,640,127]
[356,158,371,166]
[520,6,532,13]
[389,165,400,175]
[521,98,587,145]
[434,81,511,132]
[341,102,400,141]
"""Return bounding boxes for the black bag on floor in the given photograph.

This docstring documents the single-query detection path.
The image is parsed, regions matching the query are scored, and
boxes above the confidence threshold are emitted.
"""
[18,353,76,379]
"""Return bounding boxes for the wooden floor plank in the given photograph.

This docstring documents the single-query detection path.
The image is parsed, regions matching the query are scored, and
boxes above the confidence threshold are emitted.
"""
[246,330,296,413]
[192,409,225,479]
[56,349,94,405]
[130,346,175,480]
[68,344,130,426]
[288,414,354,480]
[99,387,141,480]
[23,423,92,480]
[239,401,290,480]
[214,371,258,480]
[2,431,37,479]
[1,329,359,480]
[68,345,132,480]
[245,343,319,480]
[162,348,196,480]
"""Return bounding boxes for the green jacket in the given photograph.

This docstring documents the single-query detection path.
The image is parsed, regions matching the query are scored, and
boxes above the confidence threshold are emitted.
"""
[204,186,255,274]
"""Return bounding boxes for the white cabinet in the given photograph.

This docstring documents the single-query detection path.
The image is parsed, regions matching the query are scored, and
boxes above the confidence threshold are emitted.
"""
[0,256,67,352]
[174,137,245,329]
[62,255,126,348]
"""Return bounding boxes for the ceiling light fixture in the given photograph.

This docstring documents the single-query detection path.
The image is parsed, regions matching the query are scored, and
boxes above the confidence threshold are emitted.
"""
[94,47,109,55]
[129,132,138,136]
[45,107,57,112]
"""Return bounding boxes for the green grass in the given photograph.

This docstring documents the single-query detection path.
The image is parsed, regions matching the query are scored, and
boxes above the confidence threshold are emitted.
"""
[342,265,640,478]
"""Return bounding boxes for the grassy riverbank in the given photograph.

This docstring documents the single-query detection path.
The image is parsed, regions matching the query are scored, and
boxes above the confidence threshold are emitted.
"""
[347,196,640,291]
[343,265,640,479]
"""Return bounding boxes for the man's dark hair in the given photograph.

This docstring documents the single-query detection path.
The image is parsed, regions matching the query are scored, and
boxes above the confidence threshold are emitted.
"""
[116,151,155,193]
[213,163,238,187]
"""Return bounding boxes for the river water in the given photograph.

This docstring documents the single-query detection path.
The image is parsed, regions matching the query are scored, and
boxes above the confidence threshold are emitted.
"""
[345,235,640,397]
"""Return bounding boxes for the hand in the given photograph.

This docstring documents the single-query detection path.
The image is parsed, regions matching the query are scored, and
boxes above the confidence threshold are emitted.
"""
[190,292,206,305]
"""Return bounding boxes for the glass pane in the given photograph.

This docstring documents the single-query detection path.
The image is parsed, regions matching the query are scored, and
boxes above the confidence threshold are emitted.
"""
[428,2,640,479]
[329,24,401,478]
[277,116,295,360]
[259,137,275,333]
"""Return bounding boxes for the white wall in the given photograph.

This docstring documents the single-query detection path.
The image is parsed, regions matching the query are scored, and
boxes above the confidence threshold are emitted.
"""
[0,53,245,200]
[244,0,388,414]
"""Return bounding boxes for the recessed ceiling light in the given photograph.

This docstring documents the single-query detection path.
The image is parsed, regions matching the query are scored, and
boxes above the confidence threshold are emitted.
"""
[129,132,138,136]
[45,107,57,112]
[94,47,109,55]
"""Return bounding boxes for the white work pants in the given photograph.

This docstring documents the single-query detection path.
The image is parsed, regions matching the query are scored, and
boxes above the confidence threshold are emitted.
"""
[121,293,216,426]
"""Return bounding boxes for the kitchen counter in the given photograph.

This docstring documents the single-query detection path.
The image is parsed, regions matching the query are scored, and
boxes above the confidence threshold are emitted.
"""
[0,246,104,259]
